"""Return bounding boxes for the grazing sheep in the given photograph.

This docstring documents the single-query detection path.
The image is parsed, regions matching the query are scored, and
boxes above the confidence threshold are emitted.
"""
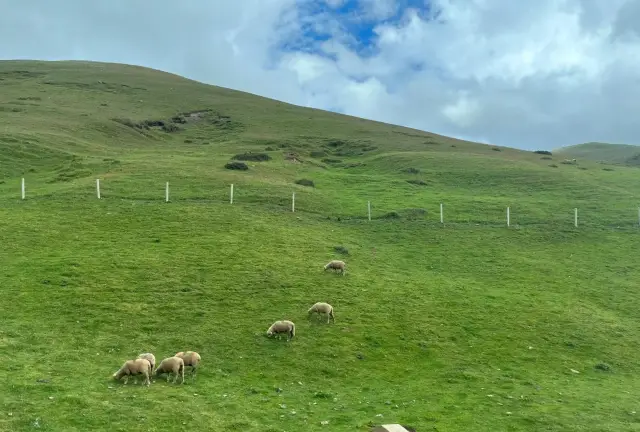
[154,356,185,384]
[174,351,201,378]
[308,302,335,323]
[323,259,346,275]
[137,352,156,374]
[266,320,296,340]
[112,358,151,386]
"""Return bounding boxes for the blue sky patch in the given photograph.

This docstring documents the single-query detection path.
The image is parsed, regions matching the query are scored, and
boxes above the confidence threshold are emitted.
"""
[276,0,437,59]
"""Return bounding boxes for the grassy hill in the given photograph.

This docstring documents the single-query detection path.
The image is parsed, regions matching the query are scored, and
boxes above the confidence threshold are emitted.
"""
[554,141,640,166]
[0,60,639,432]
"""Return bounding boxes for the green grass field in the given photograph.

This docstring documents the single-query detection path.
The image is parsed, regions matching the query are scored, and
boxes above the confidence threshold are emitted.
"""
[1,60,639,432]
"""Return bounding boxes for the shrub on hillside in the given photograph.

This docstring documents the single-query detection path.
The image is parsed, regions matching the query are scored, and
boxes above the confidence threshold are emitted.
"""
[232,152,271,162]
[295,178,315,187]
[402,167,420,174]
[321,158,342,164]
[380,211,401,219]
[162,123,181,133]
[333,245,349,255]
[492,147,501,151]
[224,161,249,171]
[406,179,428,186]
[534,150,553,155]
[541,156,552,160]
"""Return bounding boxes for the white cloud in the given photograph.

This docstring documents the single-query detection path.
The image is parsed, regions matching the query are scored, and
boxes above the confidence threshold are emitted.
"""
[0,0,640,149]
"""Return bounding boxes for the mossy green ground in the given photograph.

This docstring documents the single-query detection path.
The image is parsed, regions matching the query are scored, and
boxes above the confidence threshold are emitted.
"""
[0,60,639,431]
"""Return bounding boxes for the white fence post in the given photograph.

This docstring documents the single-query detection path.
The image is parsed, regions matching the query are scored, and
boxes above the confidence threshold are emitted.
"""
[21,178,25,200]
[165,182,169,202]
[574,208,578,227]
[440,203,443,223]
[292,192,295,212]
[367,200,371,221]
[507,206,510,227]
[96,179,101,199]
[230,184,234,204]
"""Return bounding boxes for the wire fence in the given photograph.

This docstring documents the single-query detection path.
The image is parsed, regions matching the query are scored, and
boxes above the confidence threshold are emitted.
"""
[9,177,640,230]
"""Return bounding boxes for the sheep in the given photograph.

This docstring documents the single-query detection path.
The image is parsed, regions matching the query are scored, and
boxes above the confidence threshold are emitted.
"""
[174,351,201,378]
[266,320,296,340]
[154,356,185,384]
[112,358,151,386]
[323,259,346,275]
[137,352,156,374]
[308,302,335,323]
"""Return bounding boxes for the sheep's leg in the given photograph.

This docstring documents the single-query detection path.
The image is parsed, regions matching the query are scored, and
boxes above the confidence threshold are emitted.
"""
[123,376,129,385]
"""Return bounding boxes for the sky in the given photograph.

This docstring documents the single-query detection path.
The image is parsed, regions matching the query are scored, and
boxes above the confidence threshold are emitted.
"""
[1,0,640,150]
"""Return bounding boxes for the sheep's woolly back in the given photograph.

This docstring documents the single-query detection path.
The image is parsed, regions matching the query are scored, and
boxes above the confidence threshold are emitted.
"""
[175,351,201,367]
[137,353,156,371]
[323,260,346,273]
[308,302,333,314]
[267,320,296,339]
[155,356,185,384]
[112,358,152,385]
[308,302,335,323]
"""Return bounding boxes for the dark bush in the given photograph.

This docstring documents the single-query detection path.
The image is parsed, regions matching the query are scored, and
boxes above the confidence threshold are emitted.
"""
[595,363,611,372]
[265,146,275,151]
[541,156,552,160]
[549,164,558,168]
[162,123,181,133]
[407,179,428,186]
[602,167,614,171]
[534,150,553,155]
[295,179,315,187]
[224,161,249,171]
[232,152,271,162]
[402,168,420,174]
[321,158,342,164]
[492,147,501,151]
[333,245,349,255]
[143,120,165,127]
[380,211,401,219]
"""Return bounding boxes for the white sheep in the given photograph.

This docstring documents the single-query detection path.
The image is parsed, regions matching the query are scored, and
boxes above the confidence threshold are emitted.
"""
[323,259,346,275]
[174,351,201,378]
[112,358,151,386]
[154,356,185,384]
[137,352,156,374]
[308,302,335,323]
[266,320,296,340]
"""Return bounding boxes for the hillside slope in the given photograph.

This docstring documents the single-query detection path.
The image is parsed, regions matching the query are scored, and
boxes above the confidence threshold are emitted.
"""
[0,60,639,432]
[554,142,640,166]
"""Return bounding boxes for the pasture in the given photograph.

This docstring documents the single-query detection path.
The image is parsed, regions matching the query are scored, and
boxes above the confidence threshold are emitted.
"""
[0,60,639,431]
